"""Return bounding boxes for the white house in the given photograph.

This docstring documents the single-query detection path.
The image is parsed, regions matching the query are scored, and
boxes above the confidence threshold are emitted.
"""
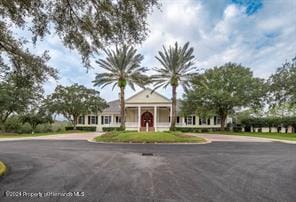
[76,88,231,131]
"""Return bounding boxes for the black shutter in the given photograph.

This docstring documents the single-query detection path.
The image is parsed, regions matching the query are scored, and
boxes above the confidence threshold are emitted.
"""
[176,116,180,123]
[95,116,98,124]
[214,116,217,125]
[101,116,104,125]
[169,116,170,122]
[116,116,119,123]
[88,116,90,124]
[193,116,196,125]
[185,117,187,124]
[207,118,211,125]
[199,118,202,125]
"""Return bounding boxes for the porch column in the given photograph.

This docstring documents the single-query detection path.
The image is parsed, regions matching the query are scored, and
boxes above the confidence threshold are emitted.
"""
[138,106,141,132]
[170,106,172,127]
[154,106,157,131]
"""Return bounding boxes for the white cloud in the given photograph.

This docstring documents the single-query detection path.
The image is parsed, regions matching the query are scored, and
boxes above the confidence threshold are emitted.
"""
[15,0,296,102]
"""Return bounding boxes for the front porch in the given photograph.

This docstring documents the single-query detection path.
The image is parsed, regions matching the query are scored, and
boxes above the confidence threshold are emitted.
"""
[125,105,172,132]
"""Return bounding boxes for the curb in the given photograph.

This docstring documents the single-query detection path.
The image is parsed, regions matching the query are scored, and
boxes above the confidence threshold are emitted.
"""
[87,138,211,145]
[194,133,296,144]
[0,161,7,176]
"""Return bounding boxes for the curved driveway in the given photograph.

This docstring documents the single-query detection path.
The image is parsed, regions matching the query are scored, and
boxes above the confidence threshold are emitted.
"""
[0,137,296,202]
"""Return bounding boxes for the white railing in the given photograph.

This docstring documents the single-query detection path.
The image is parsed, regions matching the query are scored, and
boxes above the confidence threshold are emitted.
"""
[157,122,170,127]
[126,122,138,127]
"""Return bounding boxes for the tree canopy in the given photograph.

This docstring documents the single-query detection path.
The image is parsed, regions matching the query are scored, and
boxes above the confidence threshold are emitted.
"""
[45,84,108,129]
[20,106,53,134]
[0,0,159,69]
[268,56,296,107]
[182,63,266,130]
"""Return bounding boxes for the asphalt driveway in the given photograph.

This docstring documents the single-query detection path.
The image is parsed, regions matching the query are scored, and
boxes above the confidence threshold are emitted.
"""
[0,140,295,202]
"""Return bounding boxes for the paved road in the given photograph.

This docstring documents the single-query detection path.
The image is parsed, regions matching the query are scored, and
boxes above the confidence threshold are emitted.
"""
[194,134,273,142]
[0,132,101,142]
[0,140,296,202]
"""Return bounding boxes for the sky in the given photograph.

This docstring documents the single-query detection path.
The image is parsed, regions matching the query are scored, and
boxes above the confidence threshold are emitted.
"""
[23,0,296,102]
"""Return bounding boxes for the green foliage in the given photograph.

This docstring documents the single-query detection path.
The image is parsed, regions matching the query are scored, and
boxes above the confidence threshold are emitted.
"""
[182,63,266,130]
[93,45,149,129]
[0,75,44,127]
[152,42,197,90]
[0,0,159,69]
[268,56,296,107]
[241,117,296,128]
[65,126,96,132]
[175,127,222,133]
[2,115,65,134]
[93,45,149,90]
[152,41,197,130]
[102,127,124,132]
[95,131,206,143]
[45,84,108,128]
[19,107,53,133]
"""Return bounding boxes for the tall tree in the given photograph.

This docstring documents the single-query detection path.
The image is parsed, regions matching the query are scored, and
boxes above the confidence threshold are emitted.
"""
[20,107,53,134]
[152,42,197,131]
[93,45,148,129]
[182,63,266,131]
[1,0,159,70]
[268,56,296,107]
[0,72,44,130]
[45,84,108,129]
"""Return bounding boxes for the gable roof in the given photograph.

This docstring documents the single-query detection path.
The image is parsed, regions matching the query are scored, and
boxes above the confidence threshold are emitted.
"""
[103,99,120,113]
[102,89,180,114]
[126,88,171,104]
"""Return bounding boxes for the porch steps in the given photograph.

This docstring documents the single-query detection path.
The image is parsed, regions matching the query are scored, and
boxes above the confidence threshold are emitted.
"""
[140,127,155,132]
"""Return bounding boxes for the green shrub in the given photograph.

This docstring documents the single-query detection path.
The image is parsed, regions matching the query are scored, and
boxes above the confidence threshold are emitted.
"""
[4,116,23,133]
[175,127,221,133]
[102,127,124,132]
[18,123,32,134]
[35,123,53,133]
[65,126,96,131]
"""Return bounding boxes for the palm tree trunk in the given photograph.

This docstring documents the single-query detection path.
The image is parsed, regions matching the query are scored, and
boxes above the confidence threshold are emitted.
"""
[120,87,126,130]
[170,85,177,131]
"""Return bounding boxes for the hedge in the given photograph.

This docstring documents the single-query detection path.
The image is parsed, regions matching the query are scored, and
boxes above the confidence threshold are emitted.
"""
[102,127,124,132]
[241,117,296,128]
[175,127,222,133]
[65,126,96,131]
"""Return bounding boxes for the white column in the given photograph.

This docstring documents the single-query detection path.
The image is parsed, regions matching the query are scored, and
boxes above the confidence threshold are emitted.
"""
[169,106,172,127]
[138,106,141,132]
[154,106,157,131]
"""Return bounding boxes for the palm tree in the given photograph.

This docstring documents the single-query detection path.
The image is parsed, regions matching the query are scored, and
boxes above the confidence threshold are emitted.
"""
[152,42,197,131]
[93,45,148,129]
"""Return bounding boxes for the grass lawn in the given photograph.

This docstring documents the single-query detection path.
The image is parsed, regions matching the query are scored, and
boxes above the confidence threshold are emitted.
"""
[210,131,296,142]
[95,131,206,143]
[0,161,7,176]
[0,130,93,138]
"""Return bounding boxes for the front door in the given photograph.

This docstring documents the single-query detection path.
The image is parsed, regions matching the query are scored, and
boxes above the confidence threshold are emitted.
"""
[141,111,153,127]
